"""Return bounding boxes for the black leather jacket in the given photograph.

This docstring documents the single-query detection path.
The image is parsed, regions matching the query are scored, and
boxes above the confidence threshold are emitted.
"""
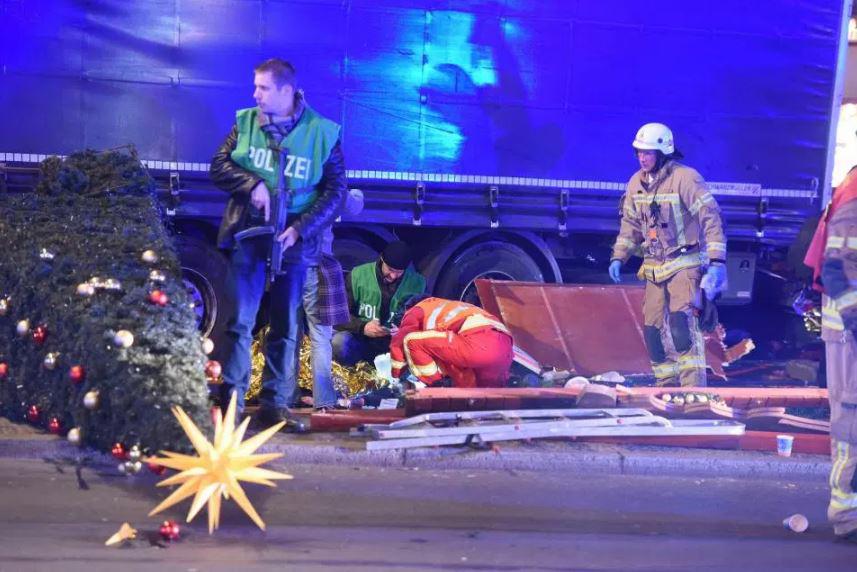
[210,123,347,265]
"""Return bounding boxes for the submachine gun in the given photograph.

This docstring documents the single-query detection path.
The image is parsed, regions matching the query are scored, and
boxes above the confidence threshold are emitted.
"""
[233,145,293,283]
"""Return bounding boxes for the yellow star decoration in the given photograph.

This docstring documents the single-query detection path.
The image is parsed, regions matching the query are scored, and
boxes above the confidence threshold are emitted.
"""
[105,522,137,546]
[146,392,293,533]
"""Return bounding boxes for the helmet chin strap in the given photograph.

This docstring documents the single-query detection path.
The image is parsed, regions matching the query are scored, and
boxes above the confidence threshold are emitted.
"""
[649,151,669,175]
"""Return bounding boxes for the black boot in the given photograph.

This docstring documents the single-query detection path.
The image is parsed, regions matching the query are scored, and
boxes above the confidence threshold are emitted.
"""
[254,406,308,433]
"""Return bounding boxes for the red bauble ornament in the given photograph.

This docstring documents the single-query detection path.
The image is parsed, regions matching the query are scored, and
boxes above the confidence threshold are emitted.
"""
[111,442,127,460]
[26,405,40,423]
[204,360,222,383]
[148,290,168,307]
[69,365,85,384]
[48,417,61,434]
[147,461,167,475]
[32,324,48,346]
[159,520,180,541]
[0,362,8,379]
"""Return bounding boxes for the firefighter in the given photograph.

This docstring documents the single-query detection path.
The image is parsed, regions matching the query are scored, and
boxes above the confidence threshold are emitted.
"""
[389,295,514,388]
[805,170,857,543]
[608,123,727,387]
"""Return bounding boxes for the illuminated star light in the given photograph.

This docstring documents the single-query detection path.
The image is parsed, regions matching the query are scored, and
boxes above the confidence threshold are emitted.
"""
[147,393,292,533]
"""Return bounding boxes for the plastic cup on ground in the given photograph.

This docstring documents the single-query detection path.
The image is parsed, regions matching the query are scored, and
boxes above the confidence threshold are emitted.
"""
[776,434,795,457]
[783,514,809,533]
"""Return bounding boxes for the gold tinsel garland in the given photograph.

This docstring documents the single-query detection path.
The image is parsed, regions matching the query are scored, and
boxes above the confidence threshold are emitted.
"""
[245,327,382,401]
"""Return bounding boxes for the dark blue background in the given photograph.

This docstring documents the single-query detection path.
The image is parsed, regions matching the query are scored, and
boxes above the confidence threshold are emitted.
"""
[0,0,844,191]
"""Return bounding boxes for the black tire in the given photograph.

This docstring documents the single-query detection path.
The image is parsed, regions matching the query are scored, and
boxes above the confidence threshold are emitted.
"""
[175,236,233,363]
[333,237,379,271]
[434,240,544,305]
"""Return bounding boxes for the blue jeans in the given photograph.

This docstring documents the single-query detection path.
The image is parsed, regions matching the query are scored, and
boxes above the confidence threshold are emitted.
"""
[332,331,390,366]
[300,270,337,408]
[220,238,306,411]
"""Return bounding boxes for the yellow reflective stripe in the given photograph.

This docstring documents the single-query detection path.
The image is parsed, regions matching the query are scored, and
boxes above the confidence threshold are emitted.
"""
[672,202,687,246]
[830,441,844,490]
[441,304,471,328]
[402,331,448,373]
[831,487,857,501]
[689,193,716,216]
[834,290,857,313]
[829,441,857,514]
[425,304,447,330]
[615,237,637,249]
[678,359,706,371]
[836,441,850,488]
[652,362,679,379]
[460,314,510,335]
[632,193,680,204]
[827,236,846,249]
[390,358,407,370]
[410,361,440,378]
[427,301,470,330]
[849,237,857,250]
[829,498,857,511]
[706,241,727,256]
[638,253,704,282]
[823,298,845,331]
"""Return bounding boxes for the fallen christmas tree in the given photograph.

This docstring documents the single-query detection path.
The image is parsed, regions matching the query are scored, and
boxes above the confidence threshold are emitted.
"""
[0,149,212,454]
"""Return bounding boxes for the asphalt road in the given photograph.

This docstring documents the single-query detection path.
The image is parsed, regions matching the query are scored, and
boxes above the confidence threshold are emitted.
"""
[0,457,853,571]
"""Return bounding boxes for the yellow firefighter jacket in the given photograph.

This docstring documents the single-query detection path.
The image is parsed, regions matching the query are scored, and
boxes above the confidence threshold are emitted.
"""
[611,161,727,283]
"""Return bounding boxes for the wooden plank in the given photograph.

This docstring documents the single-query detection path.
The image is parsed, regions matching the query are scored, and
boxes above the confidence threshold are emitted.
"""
[407,387,829,414]
[309,409,406,432]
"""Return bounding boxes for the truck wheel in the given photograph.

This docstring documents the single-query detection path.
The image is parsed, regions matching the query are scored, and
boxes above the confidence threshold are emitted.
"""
[176,236,233,361]
[332,237,379,271]
[434,241,544,305]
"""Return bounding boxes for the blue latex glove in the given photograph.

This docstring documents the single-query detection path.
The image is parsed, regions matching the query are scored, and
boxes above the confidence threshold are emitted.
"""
[702,263,728,300]
[608,260,622,283]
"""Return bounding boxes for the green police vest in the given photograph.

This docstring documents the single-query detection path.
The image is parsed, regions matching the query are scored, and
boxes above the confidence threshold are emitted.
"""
[230,106,340,214]
[351,262,426,324]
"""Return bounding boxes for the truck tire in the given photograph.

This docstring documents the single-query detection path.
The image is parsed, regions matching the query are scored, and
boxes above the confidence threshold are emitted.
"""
[175,236,233,362]
[434,241,544,304]
[332,237,379,271]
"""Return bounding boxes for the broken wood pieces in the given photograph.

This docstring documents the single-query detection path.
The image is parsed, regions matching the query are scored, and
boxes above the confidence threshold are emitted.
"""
[360,408,745,451]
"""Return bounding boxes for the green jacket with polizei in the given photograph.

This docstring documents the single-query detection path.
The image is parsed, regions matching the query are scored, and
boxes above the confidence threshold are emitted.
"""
[230,106,340,214]
[350,261,426,324]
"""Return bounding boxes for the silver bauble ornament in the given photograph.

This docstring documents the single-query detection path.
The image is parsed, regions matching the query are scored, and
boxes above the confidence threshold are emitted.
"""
[76,283,95,297]
[16,319,30,337]
[43,352,59,370]
[113,330,134,348]
[83,390,100,410]
[67,427,82,446]
[141,250,159,264]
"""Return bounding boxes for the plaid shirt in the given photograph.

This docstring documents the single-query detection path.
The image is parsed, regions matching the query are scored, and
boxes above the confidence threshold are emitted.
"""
[258,91,306,144]
[315,254,350,326]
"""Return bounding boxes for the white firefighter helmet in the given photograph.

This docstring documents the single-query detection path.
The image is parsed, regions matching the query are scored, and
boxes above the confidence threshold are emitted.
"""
[632,123,674,154]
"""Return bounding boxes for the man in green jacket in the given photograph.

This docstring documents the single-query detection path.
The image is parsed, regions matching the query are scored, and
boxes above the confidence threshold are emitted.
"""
[333,241,426,365]
[210,58,345,428]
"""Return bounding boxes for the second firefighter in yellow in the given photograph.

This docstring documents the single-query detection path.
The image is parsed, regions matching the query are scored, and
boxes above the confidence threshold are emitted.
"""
[609,123,727,387]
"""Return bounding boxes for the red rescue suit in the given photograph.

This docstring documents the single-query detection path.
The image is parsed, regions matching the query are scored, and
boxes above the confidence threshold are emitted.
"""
[390,297,514,388]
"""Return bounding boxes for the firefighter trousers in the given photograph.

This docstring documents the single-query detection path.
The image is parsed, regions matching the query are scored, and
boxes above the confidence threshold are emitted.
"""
[402,327,514,388]
[827,334,857,537]
[642,266,707,387]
